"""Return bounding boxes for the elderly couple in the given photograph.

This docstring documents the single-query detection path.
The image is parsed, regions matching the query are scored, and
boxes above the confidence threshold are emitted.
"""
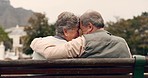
[30,10,132,60]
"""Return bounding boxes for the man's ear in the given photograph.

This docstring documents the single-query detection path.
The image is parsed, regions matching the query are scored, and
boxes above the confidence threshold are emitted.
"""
[87,22,93,33]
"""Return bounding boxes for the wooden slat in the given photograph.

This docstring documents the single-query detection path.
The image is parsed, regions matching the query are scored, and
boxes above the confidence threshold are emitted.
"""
[0,58,136,67]
[0,67,133,74]
[0,58,148,77]
[1,75,133,78]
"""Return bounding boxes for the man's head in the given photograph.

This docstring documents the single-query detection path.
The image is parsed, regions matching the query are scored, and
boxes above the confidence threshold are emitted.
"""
[79,10,104,34]
[56,12,79,41]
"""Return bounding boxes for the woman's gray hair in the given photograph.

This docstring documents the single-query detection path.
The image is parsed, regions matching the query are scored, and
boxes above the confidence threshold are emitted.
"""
[80,10,104,28]
[55,12,79,36]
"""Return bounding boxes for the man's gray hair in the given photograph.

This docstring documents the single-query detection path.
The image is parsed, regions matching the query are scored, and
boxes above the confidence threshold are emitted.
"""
[80,10,104,28]
[55,12,79,36]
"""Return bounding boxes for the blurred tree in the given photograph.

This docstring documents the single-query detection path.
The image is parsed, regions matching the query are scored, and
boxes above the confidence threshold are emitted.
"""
[0,26,12,51]
[0,26,9,42]
[23,13,56,55]
[3,38,13,51]
[106,12,148,55]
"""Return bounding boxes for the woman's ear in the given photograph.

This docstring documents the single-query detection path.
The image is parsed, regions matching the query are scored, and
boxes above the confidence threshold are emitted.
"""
[63,28,68,36]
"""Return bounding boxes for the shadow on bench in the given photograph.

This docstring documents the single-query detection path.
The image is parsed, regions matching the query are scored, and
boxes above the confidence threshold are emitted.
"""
[0,55,148,78]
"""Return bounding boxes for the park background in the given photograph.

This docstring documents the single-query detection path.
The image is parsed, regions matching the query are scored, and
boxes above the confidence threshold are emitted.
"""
[0,0,147,60]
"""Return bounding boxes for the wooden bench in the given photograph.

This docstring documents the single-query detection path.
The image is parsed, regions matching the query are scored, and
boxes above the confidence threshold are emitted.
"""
[0,55,148,78]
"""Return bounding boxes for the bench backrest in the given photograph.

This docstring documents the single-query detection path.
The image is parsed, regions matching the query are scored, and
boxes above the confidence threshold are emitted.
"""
[0,56,148,78]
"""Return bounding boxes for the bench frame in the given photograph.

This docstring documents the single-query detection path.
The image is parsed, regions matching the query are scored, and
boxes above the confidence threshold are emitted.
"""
[0,56,148,78]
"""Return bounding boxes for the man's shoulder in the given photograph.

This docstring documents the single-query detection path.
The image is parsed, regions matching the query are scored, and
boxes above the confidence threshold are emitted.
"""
[111,35,126,43]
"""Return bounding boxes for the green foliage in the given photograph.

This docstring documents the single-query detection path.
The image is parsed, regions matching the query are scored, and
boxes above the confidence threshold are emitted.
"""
[0,26,12,51]
[0,26,9,42]
[106,12,148,55]
[23,13,56,55]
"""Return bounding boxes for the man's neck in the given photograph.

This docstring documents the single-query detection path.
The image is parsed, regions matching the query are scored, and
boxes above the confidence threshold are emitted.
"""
[92,27,104,33]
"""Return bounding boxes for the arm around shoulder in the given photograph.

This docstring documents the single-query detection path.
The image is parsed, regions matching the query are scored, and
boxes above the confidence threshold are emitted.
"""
[32,36,86,59]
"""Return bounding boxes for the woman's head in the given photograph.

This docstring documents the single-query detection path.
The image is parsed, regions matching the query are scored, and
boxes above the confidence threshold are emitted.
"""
[55,12,79,41]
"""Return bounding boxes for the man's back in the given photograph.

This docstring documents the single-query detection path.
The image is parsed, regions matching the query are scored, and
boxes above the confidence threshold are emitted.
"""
[81,30,131,58]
